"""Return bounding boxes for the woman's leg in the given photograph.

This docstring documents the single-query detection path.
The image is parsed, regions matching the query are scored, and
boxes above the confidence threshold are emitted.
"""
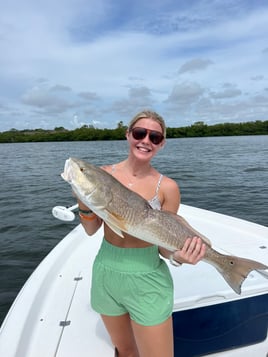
[101,313,139,357]
[131,316,174,357]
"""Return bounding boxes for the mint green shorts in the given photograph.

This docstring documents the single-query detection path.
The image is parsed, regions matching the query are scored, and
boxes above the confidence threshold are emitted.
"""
[91,239,174,326]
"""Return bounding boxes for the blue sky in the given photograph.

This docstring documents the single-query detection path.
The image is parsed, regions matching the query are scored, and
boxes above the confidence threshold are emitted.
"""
[0,0,268,131]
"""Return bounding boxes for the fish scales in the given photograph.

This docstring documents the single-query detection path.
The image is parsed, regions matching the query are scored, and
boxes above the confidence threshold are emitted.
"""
[61,157,268,295]
[125,209,191,250]
[107,184,151,229]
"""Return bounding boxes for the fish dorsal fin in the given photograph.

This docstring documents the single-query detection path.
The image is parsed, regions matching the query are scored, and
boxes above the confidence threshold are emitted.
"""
[172,212,212,246]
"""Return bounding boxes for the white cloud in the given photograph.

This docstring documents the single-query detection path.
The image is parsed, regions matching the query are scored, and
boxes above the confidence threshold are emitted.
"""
[21,86,74,114]
[0,0,268,130]
[166,82,205,107]
[210,88,242,99]
[179,59,214,73]
[78,92,99,101]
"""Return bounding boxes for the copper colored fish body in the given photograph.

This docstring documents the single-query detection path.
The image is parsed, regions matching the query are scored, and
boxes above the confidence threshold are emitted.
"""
[62,158,268,294]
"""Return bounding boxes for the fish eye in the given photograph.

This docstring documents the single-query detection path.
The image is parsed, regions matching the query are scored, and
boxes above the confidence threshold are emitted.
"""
[80,167,84,172]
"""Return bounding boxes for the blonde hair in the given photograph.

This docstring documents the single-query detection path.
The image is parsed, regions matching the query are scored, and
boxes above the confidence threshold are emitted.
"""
[128,110,166,138]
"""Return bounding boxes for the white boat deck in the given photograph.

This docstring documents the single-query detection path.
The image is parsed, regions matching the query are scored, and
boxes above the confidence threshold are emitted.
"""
[0,205,267,357]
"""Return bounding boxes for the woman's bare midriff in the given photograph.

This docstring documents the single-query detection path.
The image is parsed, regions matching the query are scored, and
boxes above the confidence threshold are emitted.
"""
[103,223,154,248]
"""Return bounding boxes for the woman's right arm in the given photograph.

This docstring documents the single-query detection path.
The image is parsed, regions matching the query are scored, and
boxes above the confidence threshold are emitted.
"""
[77,197,103,236]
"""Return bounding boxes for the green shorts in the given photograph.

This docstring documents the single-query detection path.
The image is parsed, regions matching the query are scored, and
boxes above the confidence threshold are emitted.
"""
[91,239,174,326]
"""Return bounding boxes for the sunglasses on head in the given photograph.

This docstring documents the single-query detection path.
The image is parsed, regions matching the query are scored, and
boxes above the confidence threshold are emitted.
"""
[130,127,164,145]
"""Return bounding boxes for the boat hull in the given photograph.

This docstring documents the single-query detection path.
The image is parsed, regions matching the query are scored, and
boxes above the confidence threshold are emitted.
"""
[0,205,267,356]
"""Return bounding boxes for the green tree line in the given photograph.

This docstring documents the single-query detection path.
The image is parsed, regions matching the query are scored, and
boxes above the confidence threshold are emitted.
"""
[0,120,267,143]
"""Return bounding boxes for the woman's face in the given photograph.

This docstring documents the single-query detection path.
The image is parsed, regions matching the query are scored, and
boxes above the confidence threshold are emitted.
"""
[126,118,165,161]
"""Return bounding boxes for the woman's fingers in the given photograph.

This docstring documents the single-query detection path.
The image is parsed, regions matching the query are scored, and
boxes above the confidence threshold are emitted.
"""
[174,237,206,265]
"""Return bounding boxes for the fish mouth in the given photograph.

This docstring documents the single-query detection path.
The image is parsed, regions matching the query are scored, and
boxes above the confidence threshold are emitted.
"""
[61,158,97,200]
[61,158,77,183]
[61,171,70,182]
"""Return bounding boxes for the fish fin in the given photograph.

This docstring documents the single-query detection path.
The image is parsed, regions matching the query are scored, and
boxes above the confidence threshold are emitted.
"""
[173,213,212,246]
[105,221,125,238]
[256,269,268,279]
[104,211,127,238]
[212,253,268,294]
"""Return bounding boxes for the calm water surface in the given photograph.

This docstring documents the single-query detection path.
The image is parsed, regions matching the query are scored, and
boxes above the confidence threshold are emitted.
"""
[0,136,267,325]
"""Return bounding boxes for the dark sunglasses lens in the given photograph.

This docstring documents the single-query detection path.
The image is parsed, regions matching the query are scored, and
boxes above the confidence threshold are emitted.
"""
[149,132,163,145]
[132,128,147,140]
[131,127,164,145]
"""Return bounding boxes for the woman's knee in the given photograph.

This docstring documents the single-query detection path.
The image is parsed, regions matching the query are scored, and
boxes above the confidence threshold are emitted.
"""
[116,345,139,357]
[101,314,139,357]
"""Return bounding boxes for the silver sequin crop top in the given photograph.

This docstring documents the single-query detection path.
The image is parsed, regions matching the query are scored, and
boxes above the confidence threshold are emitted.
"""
[147,174,163,210]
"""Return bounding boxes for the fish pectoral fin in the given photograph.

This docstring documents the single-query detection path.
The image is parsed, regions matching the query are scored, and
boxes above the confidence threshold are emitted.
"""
[105,211,127,239]
[105,221,125,238]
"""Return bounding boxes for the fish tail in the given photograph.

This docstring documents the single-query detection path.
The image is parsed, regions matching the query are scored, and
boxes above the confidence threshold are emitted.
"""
[213,254,268,295]
[256,269,268,279]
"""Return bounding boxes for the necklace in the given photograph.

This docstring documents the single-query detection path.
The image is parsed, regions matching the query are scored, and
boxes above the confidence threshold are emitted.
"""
[122,162,152,188]
[125,172,137,188]
[124,168,152,188]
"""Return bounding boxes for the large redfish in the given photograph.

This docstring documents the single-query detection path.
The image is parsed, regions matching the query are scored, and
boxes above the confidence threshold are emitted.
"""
[61,157,268,294]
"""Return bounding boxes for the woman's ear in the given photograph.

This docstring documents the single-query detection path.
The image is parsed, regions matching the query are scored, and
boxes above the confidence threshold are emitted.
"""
[160,139,166,149]
[125,130,130,140]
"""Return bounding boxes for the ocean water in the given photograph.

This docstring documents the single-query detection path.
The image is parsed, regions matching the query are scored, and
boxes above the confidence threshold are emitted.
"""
[0,136,267,325]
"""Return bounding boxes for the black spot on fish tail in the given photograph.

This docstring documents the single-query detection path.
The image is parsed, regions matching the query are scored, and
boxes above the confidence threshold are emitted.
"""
[215,255,268,295]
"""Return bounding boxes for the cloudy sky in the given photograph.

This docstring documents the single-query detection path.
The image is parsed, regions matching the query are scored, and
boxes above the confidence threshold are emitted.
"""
[1,0,268,131]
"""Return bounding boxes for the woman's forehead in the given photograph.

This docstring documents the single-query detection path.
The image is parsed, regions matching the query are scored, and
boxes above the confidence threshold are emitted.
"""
[133,118,163,131]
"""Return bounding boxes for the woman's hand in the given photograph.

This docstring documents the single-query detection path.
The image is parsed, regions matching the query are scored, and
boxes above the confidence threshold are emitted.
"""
[173,237,206,265]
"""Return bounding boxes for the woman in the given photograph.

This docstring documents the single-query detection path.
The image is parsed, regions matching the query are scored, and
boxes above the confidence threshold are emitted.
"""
[77,110,206,357]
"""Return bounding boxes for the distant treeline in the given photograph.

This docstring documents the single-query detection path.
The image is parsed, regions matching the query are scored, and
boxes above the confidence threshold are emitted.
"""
[0,120,267,143]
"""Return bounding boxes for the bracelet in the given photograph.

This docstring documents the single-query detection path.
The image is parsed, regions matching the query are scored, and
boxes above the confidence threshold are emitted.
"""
[78,208,93,215]
[79,212,97,221]
[169,253,182,267]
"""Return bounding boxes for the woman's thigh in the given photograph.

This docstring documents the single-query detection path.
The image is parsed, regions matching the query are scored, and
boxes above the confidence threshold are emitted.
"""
[131,316,174,357]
